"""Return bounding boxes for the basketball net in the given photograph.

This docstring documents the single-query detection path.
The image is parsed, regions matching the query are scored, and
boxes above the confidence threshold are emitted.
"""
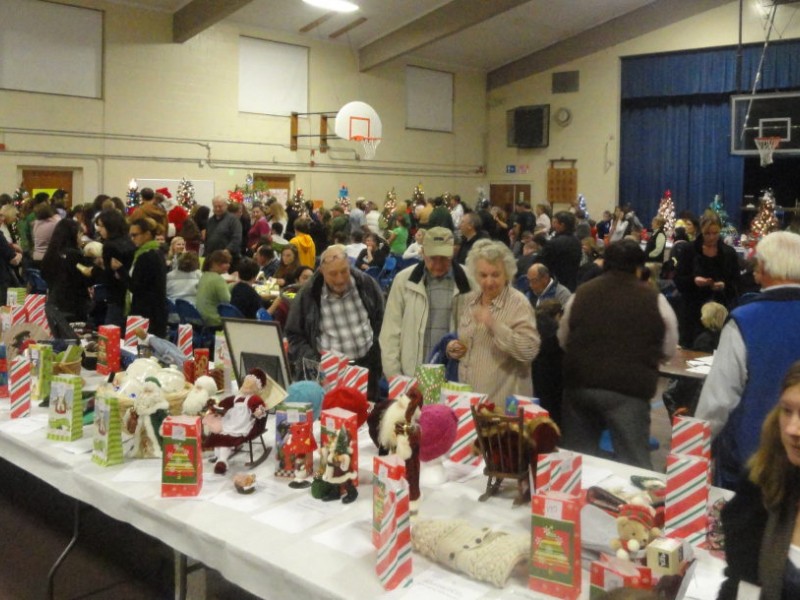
[352,135,380,160]
[754,136,780,167]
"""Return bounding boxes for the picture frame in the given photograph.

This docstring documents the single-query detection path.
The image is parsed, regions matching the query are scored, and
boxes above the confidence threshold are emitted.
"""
[221,319,291,389]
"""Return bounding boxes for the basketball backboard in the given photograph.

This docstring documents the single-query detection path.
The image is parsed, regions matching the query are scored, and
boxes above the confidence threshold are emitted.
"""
[334,101,382,160]
[731,92,800,155]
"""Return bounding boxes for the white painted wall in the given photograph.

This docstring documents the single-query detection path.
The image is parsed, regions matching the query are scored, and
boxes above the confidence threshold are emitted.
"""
[486,0,800,216]
[0,0,488,207]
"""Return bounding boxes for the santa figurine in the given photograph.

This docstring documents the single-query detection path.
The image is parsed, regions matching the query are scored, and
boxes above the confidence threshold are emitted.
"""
[123,378,170,459]
[203,368,268,474]
[318,426,358,504]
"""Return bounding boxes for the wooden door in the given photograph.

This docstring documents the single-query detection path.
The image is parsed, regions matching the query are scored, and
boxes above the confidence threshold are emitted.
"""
[489,183,531,212]
[253,174,292,206]
[22,169,74,209]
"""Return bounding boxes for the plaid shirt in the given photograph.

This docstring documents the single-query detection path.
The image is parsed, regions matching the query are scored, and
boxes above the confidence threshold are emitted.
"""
[318,281,373,359]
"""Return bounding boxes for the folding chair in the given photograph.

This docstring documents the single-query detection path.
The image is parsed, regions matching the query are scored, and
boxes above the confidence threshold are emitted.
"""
[217,303,245,319]
[174,299,214,349]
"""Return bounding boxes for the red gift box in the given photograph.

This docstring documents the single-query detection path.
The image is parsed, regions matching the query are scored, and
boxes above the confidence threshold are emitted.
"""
[193,349,209,378]
[374,473,412,590]
[161,416,203,497]
[590,557,653,598]
[373,455,406,548]
[443,391,487,466]
[387,375,417,400]
[530,491,582,600]
[124,316,149,347]
[274,402,314,478]
[320,407,359,486]
[670,416,711,460]
[320,350,348,392]
[338,364,368,397]
[96,325,120,375]
[664,453,709,547]
[536,451,582,496]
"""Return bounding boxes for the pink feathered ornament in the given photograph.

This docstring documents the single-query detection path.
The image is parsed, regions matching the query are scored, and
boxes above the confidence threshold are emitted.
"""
[419,404,458,462]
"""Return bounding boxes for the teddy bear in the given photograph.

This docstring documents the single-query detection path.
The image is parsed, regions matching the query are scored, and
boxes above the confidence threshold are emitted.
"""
[609,499,662,561]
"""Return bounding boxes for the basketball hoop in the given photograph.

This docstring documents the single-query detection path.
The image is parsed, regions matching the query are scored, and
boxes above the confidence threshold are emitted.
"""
[754,136,780,167]
[352,135,381,160]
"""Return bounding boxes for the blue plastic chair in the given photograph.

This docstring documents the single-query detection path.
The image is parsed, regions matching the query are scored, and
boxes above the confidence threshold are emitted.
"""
[26,268,48,294]
[599,429,660,455]
[377,255,398,291]
[256,307,273,321]
[217,303,245,319]
[174,299,214,349]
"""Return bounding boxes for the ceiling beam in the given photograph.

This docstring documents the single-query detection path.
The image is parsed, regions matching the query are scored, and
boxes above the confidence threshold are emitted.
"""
[487,0,732,90]
[173,0,254,43]
[358,0,530,71]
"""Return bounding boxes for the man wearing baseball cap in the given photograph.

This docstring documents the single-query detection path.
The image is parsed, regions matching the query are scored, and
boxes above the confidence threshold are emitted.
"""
[380,227,476,377]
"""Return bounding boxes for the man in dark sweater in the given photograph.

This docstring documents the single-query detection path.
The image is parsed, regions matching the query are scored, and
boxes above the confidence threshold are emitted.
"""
[534,211,582,291]
[557,239,678,468]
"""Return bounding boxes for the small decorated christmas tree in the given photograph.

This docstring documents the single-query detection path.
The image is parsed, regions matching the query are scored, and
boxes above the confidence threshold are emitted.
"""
[12,184,28,210]
[126,179,140,210]
[176,178,196,210]
[750,189,780,239]
[656,189,676,238]
[708,194,738,240]
[413,183,425,204]
[384,187,397,214]
[292,188,308,219]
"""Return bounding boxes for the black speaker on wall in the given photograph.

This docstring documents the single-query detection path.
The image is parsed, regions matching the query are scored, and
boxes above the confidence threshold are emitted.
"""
[506,104,550,148]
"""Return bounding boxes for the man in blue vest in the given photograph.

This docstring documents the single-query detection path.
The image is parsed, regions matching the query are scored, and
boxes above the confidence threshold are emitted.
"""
[696,231,800,489]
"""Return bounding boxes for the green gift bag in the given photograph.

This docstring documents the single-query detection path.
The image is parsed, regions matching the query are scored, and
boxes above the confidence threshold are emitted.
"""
[414,363,446,405]
[92,385,124,467]
[47,375,83,442]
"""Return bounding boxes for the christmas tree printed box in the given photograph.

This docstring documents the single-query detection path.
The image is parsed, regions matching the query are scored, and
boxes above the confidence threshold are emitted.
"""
[96,325,120,376]
[161,416,203,497]
[29,343,53,404]
[47,375,84,442]
[92,385,124,467]
[320,407,358,486]
[274,401,314,477]
[530,491,582,600]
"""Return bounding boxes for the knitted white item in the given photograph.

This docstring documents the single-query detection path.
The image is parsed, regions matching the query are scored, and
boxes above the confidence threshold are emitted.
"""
[412,519,530,588]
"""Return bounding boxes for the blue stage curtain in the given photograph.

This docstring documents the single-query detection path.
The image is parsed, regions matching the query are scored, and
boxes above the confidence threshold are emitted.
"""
[620,98,744,223]
[619,39,800,223]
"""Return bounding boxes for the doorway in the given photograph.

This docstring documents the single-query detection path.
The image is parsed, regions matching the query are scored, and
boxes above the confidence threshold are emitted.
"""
[253,174,293,207]
[21,169,74,209]
[489,183,531,213]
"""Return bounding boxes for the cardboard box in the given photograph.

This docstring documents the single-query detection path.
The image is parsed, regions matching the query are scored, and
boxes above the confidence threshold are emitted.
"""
[23,294,50,335]
[414,363,445,405]
[374,467,412,590]
[338,364,368,397]
[9,355,31,419]
[47,375,83,441]
[443,391,488,466]
[670,416,711,461]
[177,324,193,359]
[193,348,209,378]
[646,537,686,577]
[320,407,359,486]
[96,325,121,375]
[664,453,710,547]
[530,491,581,600]
[29,343,53,404]
[373,455,406,547]
[536,451,582,496]
[505,394,539,416]
[124,315,149,348]
[6,288,26,307]
[161,416,203,497]
[590,557,653,598]
[320,349,348,391]
[387,375,417,400]
[92,385,124,467]
[274,401,314,477]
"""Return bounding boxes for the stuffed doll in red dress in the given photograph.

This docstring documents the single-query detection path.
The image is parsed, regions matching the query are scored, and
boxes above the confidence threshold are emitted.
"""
[202,368,268,474]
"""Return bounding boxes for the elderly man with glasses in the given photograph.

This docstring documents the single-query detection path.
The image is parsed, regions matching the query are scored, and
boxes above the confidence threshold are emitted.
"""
[285,244,384,401]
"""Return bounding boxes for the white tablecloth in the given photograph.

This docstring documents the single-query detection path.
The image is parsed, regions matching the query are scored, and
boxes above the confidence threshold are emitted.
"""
[0,402,728,600]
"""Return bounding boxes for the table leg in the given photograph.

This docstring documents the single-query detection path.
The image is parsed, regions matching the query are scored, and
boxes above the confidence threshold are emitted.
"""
[46,498,81,600]
[174,549,205,600]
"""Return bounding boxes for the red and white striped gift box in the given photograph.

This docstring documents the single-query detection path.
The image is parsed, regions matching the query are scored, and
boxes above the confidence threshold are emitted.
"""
[177,324,193,359]
[387,375,417,400]
[670,416,711,460]
[124,316,149,347]
[375,477,413,590]
[339,364,368,397]
[9,356,31,419]
[320,350,348,391]
[664,453,709,547]
[443,392,487,466]
[536,451,582,496]
[22,294,50,335]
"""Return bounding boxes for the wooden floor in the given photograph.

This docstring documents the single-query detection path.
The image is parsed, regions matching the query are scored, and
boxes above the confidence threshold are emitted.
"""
[0,381,675,600]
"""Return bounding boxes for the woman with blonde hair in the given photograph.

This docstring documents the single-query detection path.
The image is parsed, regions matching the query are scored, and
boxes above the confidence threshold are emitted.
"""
[447,239,540,403]
[718,360,800,599]
[267,201,288,230]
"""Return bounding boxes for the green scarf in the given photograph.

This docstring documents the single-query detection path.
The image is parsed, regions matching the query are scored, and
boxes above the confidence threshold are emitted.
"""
[126,240,162,315]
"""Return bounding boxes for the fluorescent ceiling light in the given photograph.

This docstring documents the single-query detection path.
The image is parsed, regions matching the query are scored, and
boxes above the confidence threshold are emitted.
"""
[303,0,359,13]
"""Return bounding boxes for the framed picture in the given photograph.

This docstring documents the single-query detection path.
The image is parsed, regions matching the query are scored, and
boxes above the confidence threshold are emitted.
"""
[222,319,291,389]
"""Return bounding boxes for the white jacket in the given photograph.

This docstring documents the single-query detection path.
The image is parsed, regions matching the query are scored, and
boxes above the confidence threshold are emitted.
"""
[380,261,475,377]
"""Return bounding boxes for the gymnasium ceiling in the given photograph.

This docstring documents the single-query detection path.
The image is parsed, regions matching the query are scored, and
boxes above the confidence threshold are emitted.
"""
[117,0,735,88]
